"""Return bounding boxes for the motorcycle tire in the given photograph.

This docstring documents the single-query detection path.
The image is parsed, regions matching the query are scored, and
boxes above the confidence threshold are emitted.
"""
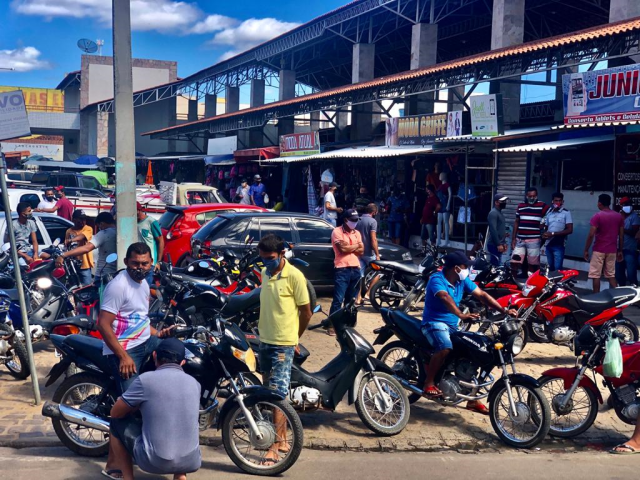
[377,341,425,404]
[355,371,410,436]
[370,279,402,312]
[614,318,639,343]
[527,314,549,344]
[51,372,114,457]
[306,279,317,313]
[537,375,598,438]
[5,338,30,380]
[222,396,303,476]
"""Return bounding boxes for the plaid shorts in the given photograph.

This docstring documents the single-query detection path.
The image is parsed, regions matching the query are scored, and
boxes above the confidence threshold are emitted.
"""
[259,343,294,398]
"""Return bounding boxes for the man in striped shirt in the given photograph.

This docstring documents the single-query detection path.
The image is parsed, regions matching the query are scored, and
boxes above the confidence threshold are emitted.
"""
[510,187,549,276]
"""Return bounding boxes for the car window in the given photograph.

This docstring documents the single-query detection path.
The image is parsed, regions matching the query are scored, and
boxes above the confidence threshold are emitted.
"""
[259,218,293,243]
[39,216,70,244]
[20,194,41,209]
[159,211,182,230]
[196,210,231,226]
[80,177,99,190]
[245,219,260,244]
[7,173,22,181]
[210,218,248,248]
[214,191,227,203]
[295,218,333,244]
[186,191,214,204]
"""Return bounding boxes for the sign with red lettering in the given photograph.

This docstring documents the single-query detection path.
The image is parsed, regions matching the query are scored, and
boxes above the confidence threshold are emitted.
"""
[279,132,320,157]
[563,65,640,124]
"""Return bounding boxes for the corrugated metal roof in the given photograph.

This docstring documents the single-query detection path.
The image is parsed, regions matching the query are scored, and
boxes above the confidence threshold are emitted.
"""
[262,145,433,163]
[493,134,614,152]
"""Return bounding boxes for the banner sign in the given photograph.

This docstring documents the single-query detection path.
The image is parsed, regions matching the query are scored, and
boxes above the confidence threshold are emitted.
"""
[385,113,447,146]
[563,65,640,124]
[0,90,31,142]
[470,94,504,137]
[279,131,320,157]
[0,86,64,113]
[615,134,640,207]
[207,135,237,155]
[446,111,463,138]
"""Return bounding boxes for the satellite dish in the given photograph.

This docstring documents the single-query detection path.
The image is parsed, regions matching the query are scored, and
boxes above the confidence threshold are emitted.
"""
[77,38,98,54]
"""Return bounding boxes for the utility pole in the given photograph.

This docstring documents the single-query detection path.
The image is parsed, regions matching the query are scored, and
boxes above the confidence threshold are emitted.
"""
[112,0,137,267]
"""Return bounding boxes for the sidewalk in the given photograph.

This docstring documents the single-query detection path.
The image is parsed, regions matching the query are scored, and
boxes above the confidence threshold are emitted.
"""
[0,299,636,453]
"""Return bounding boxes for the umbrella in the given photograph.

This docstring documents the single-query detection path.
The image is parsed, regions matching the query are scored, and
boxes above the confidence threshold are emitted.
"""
[145,161,154,185]
[75,155,100,165]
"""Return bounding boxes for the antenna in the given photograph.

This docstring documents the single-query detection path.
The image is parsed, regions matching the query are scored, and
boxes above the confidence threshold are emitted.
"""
[77,38,98,54]
[96,39,104,55]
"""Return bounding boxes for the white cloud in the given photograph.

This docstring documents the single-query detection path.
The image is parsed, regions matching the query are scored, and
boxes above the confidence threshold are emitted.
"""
[0,46,51,72]
[190,14,238,34]
[209,18,300,59]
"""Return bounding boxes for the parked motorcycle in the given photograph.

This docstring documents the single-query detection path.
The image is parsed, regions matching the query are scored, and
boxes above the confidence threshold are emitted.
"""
[0,298,30,379]
[374,308,550,448]
[399,244,443,313]
[369,259,423,311]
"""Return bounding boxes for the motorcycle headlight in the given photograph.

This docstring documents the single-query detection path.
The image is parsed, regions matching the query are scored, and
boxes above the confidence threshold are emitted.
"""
[522,285,535,297]
[402,252,412,261]
[511,336,524,355]
[36,277,53,290]
[230,346,256,372]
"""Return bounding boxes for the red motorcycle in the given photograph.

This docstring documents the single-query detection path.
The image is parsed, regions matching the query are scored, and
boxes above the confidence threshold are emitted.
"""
[497,266,639,346]
[537,320,640,437]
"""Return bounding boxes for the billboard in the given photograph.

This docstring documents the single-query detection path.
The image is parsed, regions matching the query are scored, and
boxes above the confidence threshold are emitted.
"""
[563,65,640,124]
[470,94,504,137]
[385,113,448,146]
[279,131,320,157]
[0,90,31,141]
[615,134,640,208]
[0,86,64,113]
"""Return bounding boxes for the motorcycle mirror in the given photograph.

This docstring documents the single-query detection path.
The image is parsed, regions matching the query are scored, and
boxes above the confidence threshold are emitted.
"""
[53,238,61,246]
[105,253,118,264]
[313,305,322,314]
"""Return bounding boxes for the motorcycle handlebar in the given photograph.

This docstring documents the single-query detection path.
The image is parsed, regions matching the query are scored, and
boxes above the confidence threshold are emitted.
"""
[308,319,329,331]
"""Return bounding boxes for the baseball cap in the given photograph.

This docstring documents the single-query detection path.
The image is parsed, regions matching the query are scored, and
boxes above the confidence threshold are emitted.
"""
[443,251,472,269]
[345,208,359,221]
[494,194,508,203]
[329,181,340,188]
[620,196,632,205]
[156,337,186,363]
[54,185,65,192]
[254,174,261,180]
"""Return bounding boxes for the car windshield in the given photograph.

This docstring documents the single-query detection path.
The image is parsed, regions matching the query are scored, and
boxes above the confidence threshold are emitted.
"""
[193,216,228,240]
[158,210,182,230]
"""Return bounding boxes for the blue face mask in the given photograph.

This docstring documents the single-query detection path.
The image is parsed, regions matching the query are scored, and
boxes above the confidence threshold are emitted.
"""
[261,256,281,276]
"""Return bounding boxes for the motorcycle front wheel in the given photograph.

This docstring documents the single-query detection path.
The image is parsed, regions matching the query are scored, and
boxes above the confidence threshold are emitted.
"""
[355,371,410,436]
[613,318,639,343]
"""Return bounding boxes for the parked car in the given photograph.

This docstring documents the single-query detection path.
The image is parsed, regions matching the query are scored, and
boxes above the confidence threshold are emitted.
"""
[6,170,34,186]
[30,171,105,192]
[1,188,45,212]
[0,212,73,248]
[159,203,267,266]
[189,212,413,287]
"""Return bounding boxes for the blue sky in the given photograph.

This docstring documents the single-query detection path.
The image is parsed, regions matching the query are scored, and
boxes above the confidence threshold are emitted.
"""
[0,0,346,89]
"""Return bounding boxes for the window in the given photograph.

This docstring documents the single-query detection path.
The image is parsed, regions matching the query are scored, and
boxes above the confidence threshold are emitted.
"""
[195,210,231,226]
[295,219,333,244]
[186,191,216,205]
[39,217,70,244]
[245,219,260,244]
[259,218,293,243]
[158,211,182,230]
[19,194,41,210]
[79,177,100,190]
[211,218,248,247]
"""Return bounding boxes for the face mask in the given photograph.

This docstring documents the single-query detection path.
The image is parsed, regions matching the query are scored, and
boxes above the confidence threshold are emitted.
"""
[127,267,149,282]
[456,267,470,281]
[24,213,33,220]
[346,220,358,229]
[553,202,563,210]
[527,196,537,205]
[498,202,507,210]
[45,195,55,202]
[261,257,281,276]
[623,205,633,214]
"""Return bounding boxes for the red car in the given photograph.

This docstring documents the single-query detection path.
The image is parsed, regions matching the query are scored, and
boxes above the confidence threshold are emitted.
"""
[159,203,267,266]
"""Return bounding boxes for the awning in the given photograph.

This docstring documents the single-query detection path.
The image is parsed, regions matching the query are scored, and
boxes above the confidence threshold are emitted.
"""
[553,121,640,129]
[267,145,434,163]
[493,134,614,153]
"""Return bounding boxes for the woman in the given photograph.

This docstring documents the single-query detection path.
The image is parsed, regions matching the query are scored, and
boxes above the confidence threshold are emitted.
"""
[436,172,452,247]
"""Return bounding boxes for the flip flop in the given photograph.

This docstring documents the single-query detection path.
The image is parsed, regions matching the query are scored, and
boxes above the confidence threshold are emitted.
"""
[466,402,490,415]
[101,470,123,480]
[422,386,442,398]
[610,444,640,455]
[326,329,336,336]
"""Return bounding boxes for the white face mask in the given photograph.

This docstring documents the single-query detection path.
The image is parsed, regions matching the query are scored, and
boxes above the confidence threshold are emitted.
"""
[623,206,632,214]
[456,267,470,281]
[346,220,358,229]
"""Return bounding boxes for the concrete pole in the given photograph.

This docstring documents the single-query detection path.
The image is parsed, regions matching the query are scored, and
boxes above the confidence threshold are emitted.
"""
[610,0,640,22]
[225,86,240,114]
[112,0,137,269]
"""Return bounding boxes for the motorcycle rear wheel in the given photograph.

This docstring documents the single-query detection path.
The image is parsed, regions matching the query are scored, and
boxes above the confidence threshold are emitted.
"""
[370,279,402,312]
[1,328,30,380]
[613,318,639,343]
[377,341,425,404]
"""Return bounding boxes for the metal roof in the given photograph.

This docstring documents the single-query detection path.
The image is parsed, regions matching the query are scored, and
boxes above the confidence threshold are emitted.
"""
[265,144,434,162]
[493,134,614,153]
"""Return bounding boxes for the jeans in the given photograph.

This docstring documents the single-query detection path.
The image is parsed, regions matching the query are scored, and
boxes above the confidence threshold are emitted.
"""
[105,335,162,395]
[259,343,295,398]
[78,269,92,286]
[421,224,436,244]
[616,249,638,286]
[331,267,360,314]
[388,220,402,239]
[487,243,502,267]
[546,244,565,271]
[325,217,336,227]
[359,255,376,277]
[436,212,450,246]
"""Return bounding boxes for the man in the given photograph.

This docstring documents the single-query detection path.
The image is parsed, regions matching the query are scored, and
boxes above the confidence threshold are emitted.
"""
[354,186,373,215]
[511,187,548,276]
[616,197,640,286]
[249,174,267,207]
[421,252,517,414]
[65,210,94,286]
[542,192,573,271]
[5,202,38,265]
[330,209,364,323]
[356,203,380,304]
[387,186,409,245]
[37,188,57,211]
[584,194,624,293]
[237,178,251,205]
[487,194,508,266]
[420,185,441,247]
[611,413,640,454]
[105,338,201,480]
[37,186,74,221]
[56,211,117,280]
[257,234,311,464]
[137,202,164,282]
[322,182,343,227]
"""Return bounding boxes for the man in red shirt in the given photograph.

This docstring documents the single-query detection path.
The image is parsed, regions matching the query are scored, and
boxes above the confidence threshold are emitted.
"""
[36,186,74,221]
[420,185,441,247]
[584,194,624,293]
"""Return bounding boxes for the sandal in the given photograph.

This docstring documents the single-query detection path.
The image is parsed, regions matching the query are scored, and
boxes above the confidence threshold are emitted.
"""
[326,328,336,336]
[610,444,640,455]
[466,402,490,415]
[101,470,123,480]
[422,386,442,398]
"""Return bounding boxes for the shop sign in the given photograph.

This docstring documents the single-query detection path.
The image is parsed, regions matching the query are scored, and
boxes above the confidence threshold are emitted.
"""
[385,113,447,146]
[615,134,640,207]
[470,94,504,137]
[0,90,31,142]
[279,131,320,157]
[0,86,64,113]
[563,65,640,124]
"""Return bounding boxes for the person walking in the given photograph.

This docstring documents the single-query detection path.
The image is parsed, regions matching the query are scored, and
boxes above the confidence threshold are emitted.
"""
[386,186,408,245]
[542,192,573,271]
[256,234,311,465]
[105,338,201,480]
[322,182,343,227]
[616,197,640,286]
[420,185,441,247]
[487,194,508,266]
[236,178,251,205]
[5,202,38,266]
[249,174,267,207]
[355,203,380,304]
[37,186,74,221]
[511,187,548,276]
[136,202,164,282]
[584,194,624,293]
[64,210,94,286]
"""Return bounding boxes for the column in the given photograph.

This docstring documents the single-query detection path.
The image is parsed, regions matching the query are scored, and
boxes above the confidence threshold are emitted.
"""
[309,111,320,132]
[610,0,640,22]
[351,43,379,141]
[225,86,240,114]
[96,111,109,158]
[250,79,266,146]
[406,23,438,115]
[278,70,296,137]
[187,99,198,152]
[490,0,525,126]
[204,94,217,118]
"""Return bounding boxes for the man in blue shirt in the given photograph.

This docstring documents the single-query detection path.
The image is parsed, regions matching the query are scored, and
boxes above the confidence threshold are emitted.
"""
[250,174,267,207]
[421,251,516,414]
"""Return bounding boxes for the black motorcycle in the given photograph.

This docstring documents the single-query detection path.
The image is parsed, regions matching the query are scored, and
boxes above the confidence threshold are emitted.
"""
[369,259,422,311]
[374,308,550,448]
[398,244,443,313]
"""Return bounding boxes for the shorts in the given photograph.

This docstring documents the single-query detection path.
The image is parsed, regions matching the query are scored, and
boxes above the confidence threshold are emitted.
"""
[388,220,402,239]
[511,238,541,265]
[421,322,456,352]
[359,255,376,277]
[589,251,616,279]
[259,343,294,398]
[110,417,142,458]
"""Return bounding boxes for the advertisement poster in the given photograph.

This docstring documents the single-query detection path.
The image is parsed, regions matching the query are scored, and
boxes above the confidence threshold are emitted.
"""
[0,90,31,142]
[279,131,320,157]
[615,134,640,207]
[385,113,448,146]
[0,86,64,113]
[446,111,463,137]
[563,65,640,124]
[470,94,503,137]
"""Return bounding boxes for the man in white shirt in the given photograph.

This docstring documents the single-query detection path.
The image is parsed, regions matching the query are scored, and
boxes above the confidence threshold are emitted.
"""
[323,182,343,226]
[237,179,251,205]
[37,188,57,210]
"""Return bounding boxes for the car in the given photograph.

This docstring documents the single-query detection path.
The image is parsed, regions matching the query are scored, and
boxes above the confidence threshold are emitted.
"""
[0,212,74,248]
[159,203,268,266]
[30,171,105,192]
[189,212,413,287]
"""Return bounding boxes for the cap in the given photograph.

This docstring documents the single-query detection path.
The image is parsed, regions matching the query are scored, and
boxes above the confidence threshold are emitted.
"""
[240,178,248,184]
[345,208,359,221]
[494,194,508,203]
[443,251,472,269]
[136,201,143,211]
[254,174,262,180]
[156,337,186,363]
[329,181,340,188]
[54,185,65,192]
[620,196,632,205]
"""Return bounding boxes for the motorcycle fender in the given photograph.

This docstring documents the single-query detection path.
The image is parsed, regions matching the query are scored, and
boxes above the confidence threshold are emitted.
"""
[45,357,72,387]
[488,374,541,403]
[348,369,366,405]
[216,386,285,430]
[373,326,393,345]
[541,367,603,404]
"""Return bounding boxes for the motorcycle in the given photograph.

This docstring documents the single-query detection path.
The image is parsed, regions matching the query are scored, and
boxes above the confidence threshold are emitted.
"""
[398,244,443,313]
[369,259,423,312]
[537,320,640,437]
[0,297,30,379]
[374,308,550,448]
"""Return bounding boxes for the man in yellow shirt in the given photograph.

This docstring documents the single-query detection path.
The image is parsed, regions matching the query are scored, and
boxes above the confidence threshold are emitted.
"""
[257,233,311,465]
[65,210,94,285]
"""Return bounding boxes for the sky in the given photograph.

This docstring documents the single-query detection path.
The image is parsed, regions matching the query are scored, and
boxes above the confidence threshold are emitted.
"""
[0,0,346,90]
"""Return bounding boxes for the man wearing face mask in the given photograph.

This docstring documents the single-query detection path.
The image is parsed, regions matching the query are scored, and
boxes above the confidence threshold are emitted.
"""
[421,252,517,414]
[5,202,38,265]
[541,192,573,271]
[511,187,548,276]
[616,197,640,286]
[37,188,57,211]
[487,194,508,266]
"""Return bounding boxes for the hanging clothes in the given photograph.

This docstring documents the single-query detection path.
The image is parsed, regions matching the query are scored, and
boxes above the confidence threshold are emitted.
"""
[307,167,318,215]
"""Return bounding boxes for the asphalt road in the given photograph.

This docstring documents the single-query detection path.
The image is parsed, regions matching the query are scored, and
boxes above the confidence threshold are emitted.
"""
[2,446,638,480]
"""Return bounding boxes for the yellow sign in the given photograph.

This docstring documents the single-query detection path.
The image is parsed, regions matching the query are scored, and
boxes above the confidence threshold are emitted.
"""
[0,86,64,113]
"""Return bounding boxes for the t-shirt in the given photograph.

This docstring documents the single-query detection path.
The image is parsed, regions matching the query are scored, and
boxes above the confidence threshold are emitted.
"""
[515,201,549,240]
[422,271,477,328]
[238,186,251,205]
[249,183,266,207]
[137,215,162,264]
[100,270,151,355]
[56,197,74,221]
[89,227,117,276]
[65,225,94,270]
[323,191,337,220]
[387,195,408,222]
[331,226,362,268]
[12,219,37,251]
[544,207,573,247]
[356,214,377,257]
[590,209,624,254]
[623,212,640,251]
[421,195,440,225]
[426,172,442,190]
[122,364,201,475]
[258,261,310,346]
[354,195,372,214]
[487,208,506,246]
[37,199,57,210]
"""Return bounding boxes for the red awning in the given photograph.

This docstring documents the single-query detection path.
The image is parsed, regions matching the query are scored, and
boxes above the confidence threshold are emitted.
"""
[234,146,280,161]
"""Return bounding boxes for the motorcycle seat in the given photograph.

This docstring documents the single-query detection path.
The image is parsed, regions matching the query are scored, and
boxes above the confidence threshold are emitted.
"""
[223,288,261,315]
[373,260,420,275]
[171,271,216,284]
[388,309,431,349]
[576,287,638,313]
[63,334,111,372]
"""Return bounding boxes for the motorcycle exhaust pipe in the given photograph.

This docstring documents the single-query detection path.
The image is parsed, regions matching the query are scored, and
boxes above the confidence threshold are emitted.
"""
[397,377,425,396]
[381,290,406,299]
[42,401,110,433]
